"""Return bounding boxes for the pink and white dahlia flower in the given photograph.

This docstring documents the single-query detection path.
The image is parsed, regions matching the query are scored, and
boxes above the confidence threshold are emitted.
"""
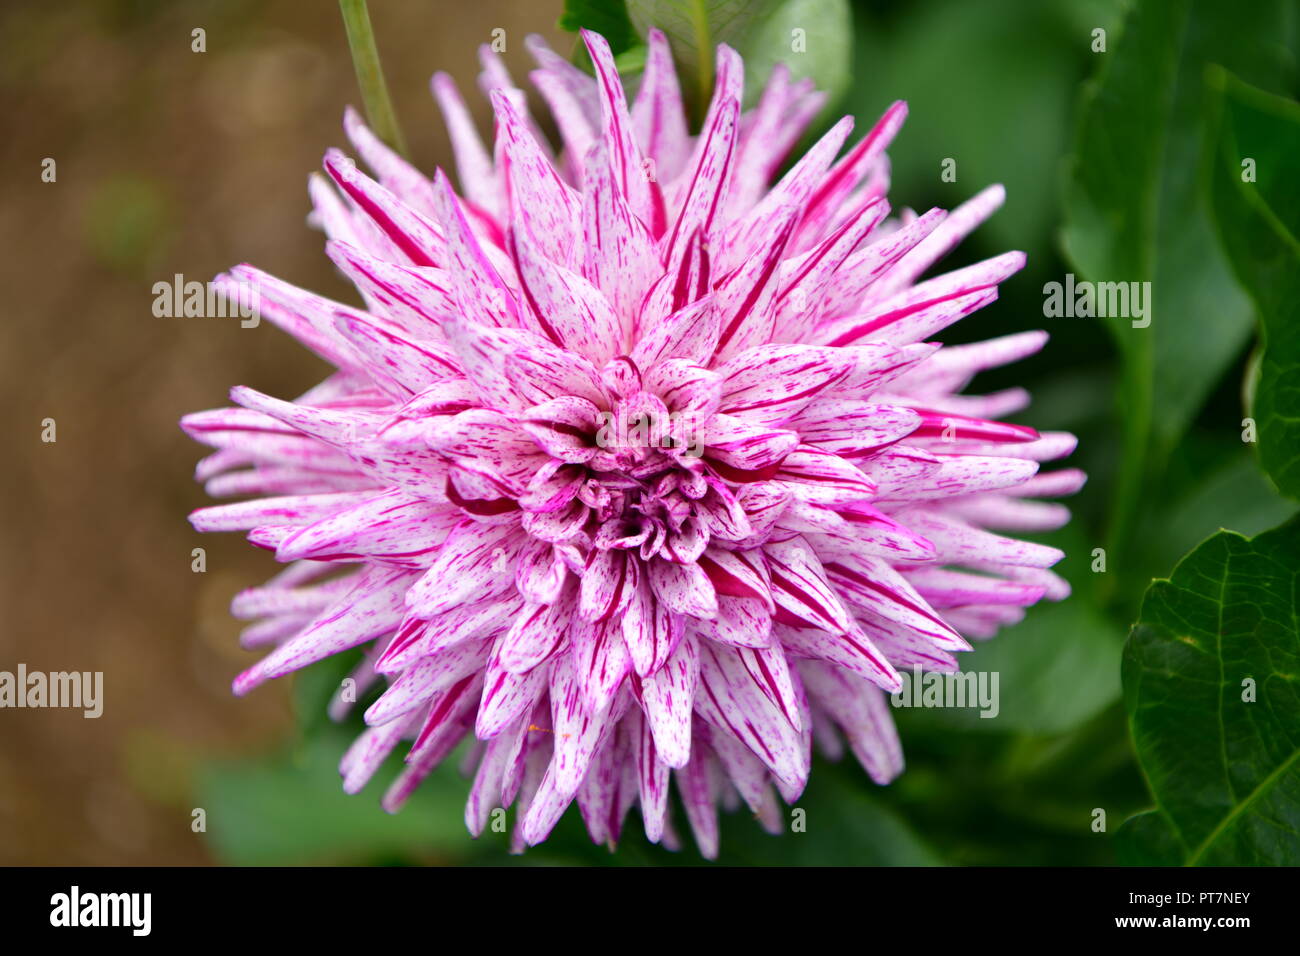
[183,29,1083,856]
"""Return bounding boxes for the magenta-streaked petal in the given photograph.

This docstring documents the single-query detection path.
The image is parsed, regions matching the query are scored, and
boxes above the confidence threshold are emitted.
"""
[430,71,498,216]
[630,295,720,369]
[215,267,363,374]
[431,170,518,327]
[527,39,597,158]
[497,593,570,674]
[816,207,948,320]
[700,413,799,476]
[406,519,520,617]
[776,195,889,341]
[827,251,1024,347]
[428,408,547,496]
[275,489,456,566]
[379,594,522,674]
[1013,468,1089,498]
[189,490,373,533]
[779,618,904,689]
[872,183,1007,300]
[234,567,415,694]
[792,401,921,458]
[582,30,655,231]
[622,572,684,677]
[579,548,633,622]
[895,509,1065,568]
[332,312,461,394]
[575,719,636,846]
[944,495,1072,532]
[579,140,658,336]
[325,240,458,337]
[478,650,549,738]
[717,345,855,425]
[636,634,698,767]
[775,445,878,506]
[365,637,490,726]
[765,536,857,636]
[895,328,1047,395]
[504,343,606,407]
[521,498,589,544]
[697,547,773,609]
[694,641,807,790]
[858,612,965,671]
[800,660,903,784]
[904,566,1048,609]
[823,552,965,650]
[663,75,739,275]
[648,558,718,620]
[343,106,440,218]
[814,503,937,563]
[874,453,1040,502]
[676,744,720,859]
[549,654,622,796]
[799,101,907,245]
[441,320,543,413]
[722,115,854,275]
[513,537,568,604]
[465,724,521,834]
[492,89,579,265]
[324,150,443,269]
[510,222,623,364]
[631,28,690,186]
[382,674,482,811]
[709,596,773,648]
[571,614,633,714]
[341,714,418,795]
[641,359,721,421]
[520,395,601,463]
[712,206,798,361]
[631,708,671,843]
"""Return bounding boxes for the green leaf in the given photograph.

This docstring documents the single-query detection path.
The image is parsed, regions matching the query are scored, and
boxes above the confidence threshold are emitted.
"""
[626,0,780,111]
[1121,519,1300,865]
[559,0,640,56]
[1060,0,1297,555]
[734,0,852,109]
[614,43,649,76]
[1208,72,1300,501]
[626,0,852,119]
[1115,809,1182,865]
[561,0,852,122]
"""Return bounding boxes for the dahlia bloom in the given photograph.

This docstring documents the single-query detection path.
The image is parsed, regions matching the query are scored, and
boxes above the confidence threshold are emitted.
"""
[183,29,1083,857]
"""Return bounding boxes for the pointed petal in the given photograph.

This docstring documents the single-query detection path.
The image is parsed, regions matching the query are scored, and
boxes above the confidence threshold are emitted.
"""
[636,634,698,767]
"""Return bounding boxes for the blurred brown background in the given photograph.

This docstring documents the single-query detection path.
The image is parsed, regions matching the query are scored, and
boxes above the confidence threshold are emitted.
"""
[0,0,566,865]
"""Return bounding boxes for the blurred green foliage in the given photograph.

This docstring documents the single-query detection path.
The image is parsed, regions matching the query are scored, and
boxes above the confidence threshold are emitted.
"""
[83,175,173,275]
[1210,70,1300,501]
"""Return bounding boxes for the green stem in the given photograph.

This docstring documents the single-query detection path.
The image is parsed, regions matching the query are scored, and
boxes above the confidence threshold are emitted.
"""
[338,0,408,157]
[688,0,714,121]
